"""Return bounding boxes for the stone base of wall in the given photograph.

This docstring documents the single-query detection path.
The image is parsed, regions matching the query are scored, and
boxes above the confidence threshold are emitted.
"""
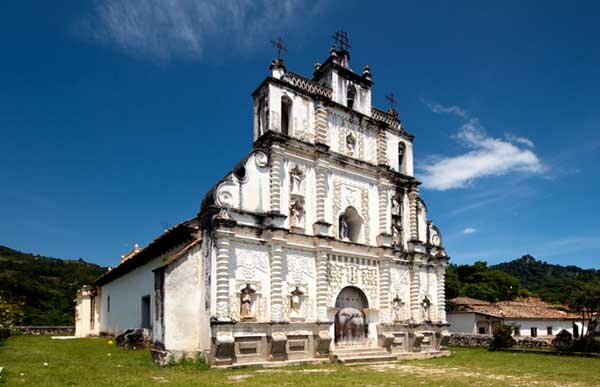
[449,333,554,350]
[202,322,449,368]
[15,326,75,336]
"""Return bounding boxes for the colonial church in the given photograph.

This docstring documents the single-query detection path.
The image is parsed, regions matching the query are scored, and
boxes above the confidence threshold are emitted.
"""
[75,38,450,366]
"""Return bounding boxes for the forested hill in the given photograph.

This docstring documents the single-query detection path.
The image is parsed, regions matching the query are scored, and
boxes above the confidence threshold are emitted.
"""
[447,254,600,305]
[492,255,600,304]
[0,245,106,326]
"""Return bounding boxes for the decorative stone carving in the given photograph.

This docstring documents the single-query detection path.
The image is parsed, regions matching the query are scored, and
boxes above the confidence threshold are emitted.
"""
[392,294,405,323]
[254,151,268,168]
[240,284,256,320]
[346,132,356,155]
[422,296,432,322]
[289,197,305,229]
[289,164,306,195]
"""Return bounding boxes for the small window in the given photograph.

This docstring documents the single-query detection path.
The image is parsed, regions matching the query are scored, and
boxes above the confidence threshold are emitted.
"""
[141,295,151,329]
[531,327,538,337]
[281,96,292,135]
[547,326,553,336]
[514,326,521,336]
[107,295,111,313]
[347,85,356,109]
[478,327,486,335]
[573,323,580,338]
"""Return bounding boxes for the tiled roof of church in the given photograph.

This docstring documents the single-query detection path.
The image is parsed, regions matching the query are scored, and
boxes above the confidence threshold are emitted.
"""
[95,218,199,286]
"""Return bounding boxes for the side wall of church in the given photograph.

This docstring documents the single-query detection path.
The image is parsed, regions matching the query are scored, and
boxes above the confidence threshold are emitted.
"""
[99,245,185,336]
[162,244,210,352]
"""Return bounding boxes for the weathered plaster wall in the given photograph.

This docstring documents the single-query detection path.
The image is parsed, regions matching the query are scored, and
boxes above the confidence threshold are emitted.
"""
[447,313,477,334]
[163,244,209,352]
[505,319,584,338]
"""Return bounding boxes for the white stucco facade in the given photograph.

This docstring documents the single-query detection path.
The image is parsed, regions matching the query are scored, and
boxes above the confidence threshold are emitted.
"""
[76,45,451,366]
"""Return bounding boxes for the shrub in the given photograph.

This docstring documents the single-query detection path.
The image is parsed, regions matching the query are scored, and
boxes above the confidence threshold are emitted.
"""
[0,293,24,346]
[489,324,516,351]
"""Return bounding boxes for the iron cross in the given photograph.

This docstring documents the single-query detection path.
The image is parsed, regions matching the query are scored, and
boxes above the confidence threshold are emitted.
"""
[386,93,398,110]
[270,37,288,59]
[332,30,351,51]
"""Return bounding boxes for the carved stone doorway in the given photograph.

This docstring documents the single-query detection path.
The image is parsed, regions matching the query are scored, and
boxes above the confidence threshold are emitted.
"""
[334,286,369,345]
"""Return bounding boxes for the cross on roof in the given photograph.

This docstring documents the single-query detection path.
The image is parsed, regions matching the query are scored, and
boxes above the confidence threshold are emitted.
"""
[386,93,398,110]
[332,30,351,52]
[270,37,288,59]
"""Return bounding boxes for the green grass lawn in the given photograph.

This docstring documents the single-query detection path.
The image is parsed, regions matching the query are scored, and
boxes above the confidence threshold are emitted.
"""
[1,336,599,386]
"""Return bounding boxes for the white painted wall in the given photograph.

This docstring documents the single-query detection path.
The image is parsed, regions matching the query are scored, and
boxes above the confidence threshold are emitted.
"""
[163,244,210,352]
[447,313,477,334]
[99,245,184,336]
[506,319,585,338]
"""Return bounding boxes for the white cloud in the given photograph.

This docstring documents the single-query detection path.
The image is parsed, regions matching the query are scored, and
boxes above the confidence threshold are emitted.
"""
[463,227,477,234]
[505,133,535,148]
[78,0,324,62]
[426,102,467,118]
[419,104,544,190]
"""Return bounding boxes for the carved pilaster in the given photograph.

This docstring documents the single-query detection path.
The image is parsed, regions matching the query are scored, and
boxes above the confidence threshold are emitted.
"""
[379,258,391,323]
[408,190,419,241]
[270,242,285,322]
[215,230,233,321]
[437,263,447,323]
[313,166,331,236]
[316,248,329,321]
[377,128,387,166]
[315,105,328,145]
[410,261,421,323]
[270,152,282,213]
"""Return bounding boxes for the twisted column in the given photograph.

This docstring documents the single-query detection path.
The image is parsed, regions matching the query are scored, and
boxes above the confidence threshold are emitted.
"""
[408,190,419,241]
[270,243,285,322]
[270,152,282,213]
[315,167,327,222]
[379,259,391,323]
[437,264,447,323]
[316,248,329,321]
[215,231,233,321]
[377,128,387,166]
[410,262,421,323]
[378,187,388,235]
[315,105,329,145]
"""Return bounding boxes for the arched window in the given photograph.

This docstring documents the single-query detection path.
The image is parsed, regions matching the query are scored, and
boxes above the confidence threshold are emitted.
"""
[347,85,356,109]
[281,96,292,135]
[339,206,363,243]
[398,142,406,173]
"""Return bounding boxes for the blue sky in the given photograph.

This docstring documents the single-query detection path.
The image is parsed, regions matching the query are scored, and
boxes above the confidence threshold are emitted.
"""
[1,1,599,268]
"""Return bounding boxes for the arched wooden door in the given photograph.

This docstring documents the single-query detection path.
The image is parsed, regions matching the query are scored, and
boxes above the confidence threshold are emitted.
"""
[334,286,369,345]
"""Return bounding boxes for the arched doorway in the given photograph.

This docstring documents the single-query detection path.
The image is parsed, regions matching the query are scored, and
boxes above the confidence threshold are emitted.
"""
[334,286,369,345]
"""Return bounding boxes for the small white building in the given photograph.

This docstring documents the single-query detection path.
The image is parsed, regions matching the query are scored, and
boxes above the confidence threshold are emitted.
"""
[76,40,451,366]
[447,297,586,338]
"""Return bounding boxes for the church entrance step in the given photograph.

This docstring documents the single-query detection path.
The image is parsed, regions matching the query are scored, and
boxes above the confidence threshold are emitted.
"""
[330,346,397,364]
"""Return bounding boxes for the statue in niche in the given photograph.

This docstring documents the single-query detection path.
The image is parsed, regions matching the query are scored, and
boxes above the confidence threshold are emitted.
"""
[289,198,305,228]
[339,215,349,240]
[422,296,432,322]
[346,132,356,154]
[290,286,304,318]
[392,223,403,246]
[391,194,402,217]
[392,295,404,322]
[289,165,305,194]
[240,284,256,319]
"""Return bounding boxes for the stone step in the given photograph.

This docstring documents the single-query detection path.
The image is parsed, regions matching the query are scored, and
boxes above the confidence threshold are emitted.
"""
[332,352,398,365]
[331,347,385,355]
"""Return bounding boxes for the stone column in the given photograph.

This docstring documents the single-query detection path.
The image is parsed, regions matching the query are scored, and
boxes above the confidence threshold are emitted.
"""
[313,166,331,236]
[270,242,285,322]
[315,247,330,321]
[315,104,329,146]
[378,258,391,323]
[215,230,233,321]
[408,190,419,241]
[378,187,388,235]
[377,128,387,166]
[436,263,447,323]
[270,151,282,213]
[410,261,421,323]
